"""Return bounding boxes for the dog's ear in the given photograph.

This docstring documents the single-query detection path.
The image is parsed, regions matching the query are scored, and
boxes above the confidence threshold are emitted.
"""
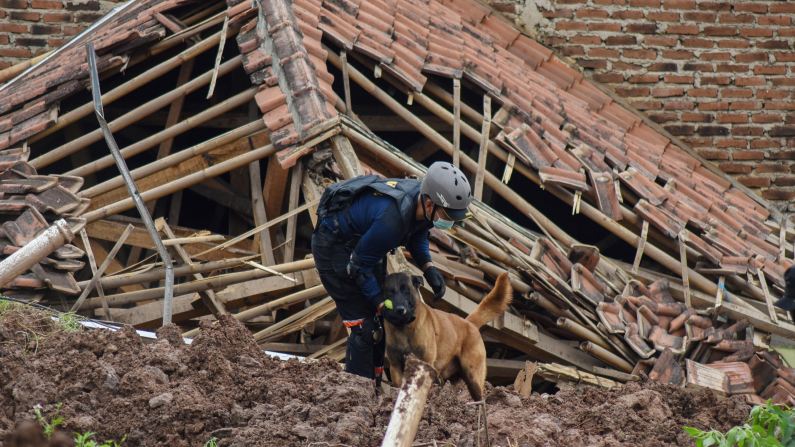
[412,275,424,289]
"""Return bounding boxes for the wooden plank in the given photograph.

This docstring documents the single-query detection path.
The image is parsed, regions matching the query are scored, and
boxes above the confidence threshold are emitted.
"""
[249,158,276,265]
[72,225,134,312]
[86,219,253,261]
[283,161,303,262]
[95,293,201,327]
[72,238,143,292]
[473,95,491,200]
[453,77,461,168]
[79,229,110,319]
[214,273,302,304]
[263,155,290,231]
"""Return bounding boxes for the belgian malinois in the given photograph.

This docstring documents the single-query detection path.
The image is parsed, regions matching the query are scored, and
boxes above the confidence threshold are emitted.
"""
[381,272,513,401]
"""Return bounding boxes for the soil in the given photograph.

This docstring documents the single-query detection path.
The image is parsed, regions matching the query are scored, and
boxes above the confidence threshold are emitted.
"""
[0,307,750,447]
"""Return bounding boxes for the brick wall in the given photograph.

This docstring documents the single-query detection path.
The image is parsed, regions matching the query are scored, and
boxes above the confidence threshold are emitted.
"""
[0,0,120,70]
[493,0,795,209]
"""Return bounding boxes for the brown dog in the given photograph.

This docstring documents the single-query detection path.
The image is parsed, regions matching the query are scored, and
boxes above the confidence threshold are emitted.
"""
[381,271,513,401]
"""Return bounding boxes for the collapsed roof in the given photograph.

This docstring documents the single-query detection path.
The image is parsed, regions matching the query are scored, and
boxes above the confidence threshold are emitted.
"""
[0,0,794,398]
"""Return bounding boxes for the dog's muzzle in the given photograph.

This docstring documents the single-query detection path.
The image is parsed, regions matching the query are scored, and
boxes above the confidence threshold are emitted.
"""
[383,306,415,326]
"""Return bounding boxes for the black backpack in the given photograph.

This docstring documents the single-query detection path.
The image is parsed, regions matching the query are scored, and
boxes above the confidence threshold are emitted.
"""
[317,175,420,230]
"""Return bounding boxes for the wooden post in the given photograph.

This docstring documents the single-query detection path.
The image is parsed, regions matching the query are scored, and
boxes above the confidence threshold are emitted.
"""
[249,159,277,265]
[341,50,352,114]
[453,77,461,168]
[474,94,491,201]
[632,220,649,274]
[381,355,438,447]
[757,268,779,324]
[284,161,304,262]
[206,13,229,99]
[71,224,133,312]
[678,230,691,309]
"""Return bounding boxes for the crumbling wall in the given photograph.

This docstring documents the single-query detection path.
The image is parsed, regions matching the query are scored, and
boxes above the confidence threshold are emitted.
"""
[0,0,120,70]
[491,0,795,209]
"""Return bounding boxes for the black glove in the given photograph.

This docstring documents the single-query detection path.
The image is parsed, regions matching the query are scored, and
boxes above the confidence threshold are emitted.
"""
[424,266,446,300]
[775,266,795,311]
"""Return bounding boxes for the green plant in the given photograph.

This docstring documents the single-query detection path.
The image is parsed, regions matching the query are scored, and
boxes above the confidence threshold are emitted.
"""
[73,431,126,447]
[204,437,219,447]
[57,312,82,332]
[33,403,64,439]
[684,401,795,447]
[0,298,19,316]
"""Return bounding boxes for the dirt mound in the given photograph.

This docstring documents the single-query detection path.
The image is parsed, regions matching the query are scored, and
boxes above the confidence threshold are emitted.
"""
[0,309,750,446]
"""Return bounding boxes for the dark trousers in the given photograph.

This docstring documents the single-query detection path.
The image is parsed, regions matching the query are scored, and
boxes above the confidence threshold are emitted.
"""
[311,226,385,380]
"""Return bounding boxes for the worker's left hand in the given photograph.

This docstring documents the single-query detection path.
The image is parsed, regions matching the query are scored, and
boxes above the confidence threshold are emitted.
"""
[424,266,446,300]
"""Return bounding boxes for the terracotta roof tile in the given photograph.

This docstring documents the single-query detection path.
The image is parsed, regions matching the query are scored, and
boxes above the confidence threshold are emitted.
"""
[441,0,490,24]
[634,199,684,239]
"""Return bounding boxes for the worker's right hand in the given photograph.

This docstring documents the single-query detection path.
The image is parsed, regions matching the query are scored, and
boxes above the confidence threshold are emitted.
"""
[424,266,446,300]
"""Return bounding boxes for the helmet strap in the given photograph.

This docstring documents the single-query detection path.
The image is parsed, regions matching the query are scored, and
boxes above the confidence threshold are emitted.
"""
[421,194,434,223]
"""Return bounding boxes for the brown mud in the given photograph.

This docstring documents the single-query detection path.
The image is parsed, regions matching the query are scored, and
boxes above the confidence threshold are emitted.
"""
[0,308,750,446]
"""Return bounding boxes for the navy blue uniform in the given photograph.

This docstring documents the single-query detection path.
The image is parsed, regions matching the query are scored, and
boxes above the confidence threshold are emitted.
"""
[311,180,432,381]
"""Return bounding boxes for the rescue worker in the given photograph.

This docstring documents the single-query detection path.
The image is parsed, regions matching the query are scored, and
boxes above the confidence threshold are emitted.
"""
[775,265,795,312]
[311,161,473,385]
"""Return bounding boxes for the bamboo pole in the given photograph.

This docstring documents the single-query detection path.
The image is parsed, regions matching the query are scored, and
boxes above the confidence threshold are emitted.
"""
[234,284,326,322]
[82,140,275,222]
[327,52,728,302]
[253,297,336,342]
[69,86,255,178]
[452,77,461,168]
[82,258,315,309]
[30,31,225,146]
[0,220,74,288]
[0,51,51,84]
[381,356,437,447]
[33,55,243,170]
[81,120,265,198]
[580,341,634,373]
[71,224,133,312]
[474,94,491,200]
[79,229,110,319]
[558,317,610,349]
[78,256,258,290]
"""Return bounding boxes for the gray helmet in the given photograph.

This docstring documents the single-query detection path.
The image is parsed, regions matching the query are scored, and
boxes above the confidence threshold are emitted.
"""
[420,161,473,220]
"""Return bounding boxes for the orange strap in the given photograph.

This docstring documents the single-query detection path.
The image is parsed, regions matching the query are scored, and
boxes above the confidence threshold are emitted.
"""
[343,318,365,328]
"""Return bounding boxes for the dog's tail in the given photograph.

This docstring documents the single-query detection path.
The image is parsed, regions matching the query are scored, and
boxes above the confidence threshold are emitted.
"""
[466,272,513,328]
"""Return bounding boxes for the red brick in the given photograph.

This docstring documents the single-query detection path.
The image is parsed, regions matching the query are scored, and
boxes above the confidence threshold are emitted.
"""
[616,87,650,97]
[719,162,753,173]
[717,13,754,24]
[750,139,783,149]
[570,35,602,45]
[777,28,795,37]
[772,78,795,87]
[754,65,787,75]
[75,11,103,21]
[591,0,626,3]
[758,15,791,26]
[625,23,658,34]
[0,47,32,58]
[624,48,657,59]
[756,163,790,174]
[663,0,696,9]
[759,40,791,50]
[698,1,731,11]
[738,176,771,188]
[628,74,659,83]
[576,58,609,69]
[0,23,29,33]
[576,8,609,18]
[666,24,699,34]
[700,101,729,111]
[734,3,767,13]
[46,37,66,47]
[718,113,749,124]
[700,52,731,61]
[9,11,41,21]
[65,0,98,11]
[735,53,768,63]
[770,3,795,13]
[612,10,644,19]
[648,62,679,71]
[683,11,716,21]
[592,73,624,83]
[543,9,573,18]
[16,37,46,47]
[30,0,63,8]
[739,28,774,37]
[557,0,588,3]
[698,149,731,159]
[687,88,718,97]
[735,76,765,86]
[647,11,680,21]
[752,114,783,124]
[664,100,695,110]
[721,88,753,98]
[716,63,749,73]
[684,62,716,71]
[664,74,694,83]
[0,10,5,19]
[614,61,644,71]
[43,12,70,22]
[774,177,795,187]
[556,21,587,31]
[0,36,8,45]
[770,151,795,160]
[733,126,765,136]
[644,36,678,47]
[62,25,81,35]
[588,48,620,58]
[652,87,685,97]
[688,137,716,148]
[605,35,637,46]
[629,0,659,5]
[762,189,795,201]
[588,23,622,31]
[30,23,60,34]
[664,125,695,135]
[0,0,28,7]
[715,138,746,148]
[562,46,586,56]
[771,126,795,137]
[630,100,663,110]
[729,101,761,110]
[682,112,713,122]
[704,26,737,36]
[718,39,750,49]
[682,38,713,48]
[649,112,678,123]
[758,90,788,100]
[700,75,731,85]
[774,52,795,62]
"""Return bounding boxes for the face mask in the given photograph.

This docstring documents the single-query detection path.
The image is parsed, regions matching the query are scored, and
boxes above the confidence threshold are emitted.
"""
[433,218,454,230]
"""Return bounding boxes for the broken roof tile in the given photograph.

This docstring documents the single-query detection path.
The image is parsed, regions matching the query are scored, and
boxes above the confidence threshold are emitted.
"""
[539,166,590,192]
[618,167,668,206]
